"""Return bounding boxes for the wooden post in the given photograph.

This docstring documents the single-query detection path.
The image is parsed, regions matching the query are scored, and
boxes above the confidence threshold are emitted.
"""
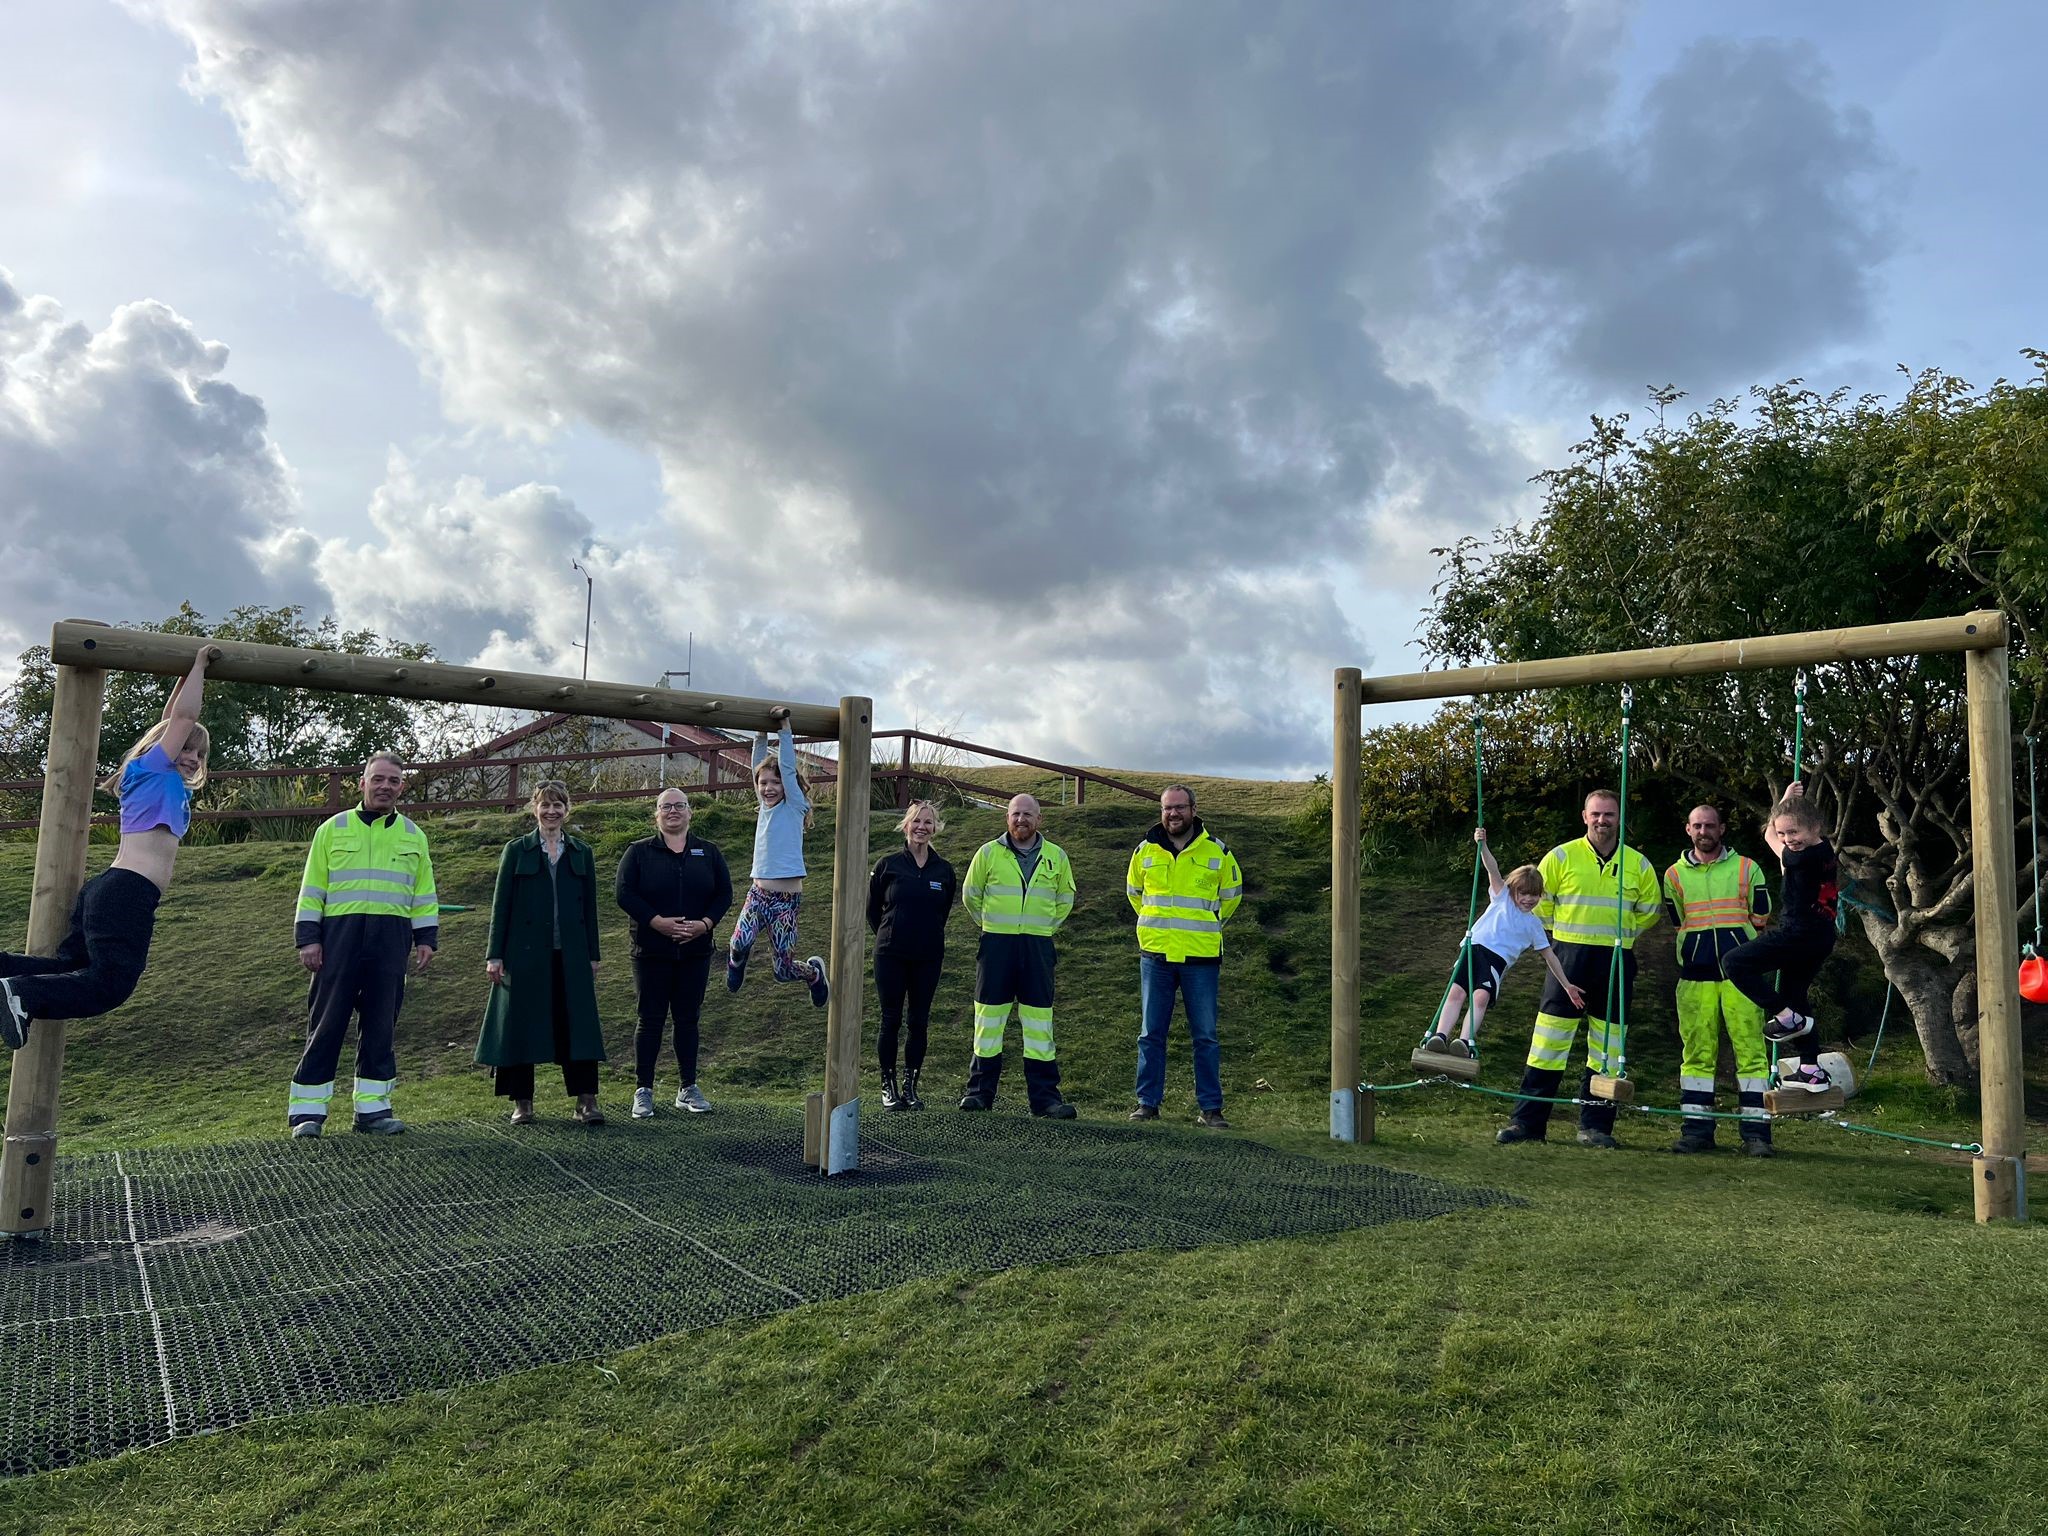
[2,663,107,1237]
[1074,774,1086,807]
[1331,668,1362,1142]
[1966,644,2028,1222]
[803,1091,824,1168]
[820,696,873,1175]
[897,735,912,811]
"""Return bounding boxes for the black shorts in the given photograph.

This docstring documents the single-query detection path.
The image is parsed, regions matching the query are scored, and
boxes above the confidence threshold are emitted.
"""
[1537,940,1635,1021]
[1447,942,1507,998]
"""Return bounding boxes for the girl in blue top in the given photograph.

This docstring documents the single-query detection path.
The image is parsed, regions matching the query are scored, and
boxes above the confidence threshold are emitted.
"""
[1420,827,1587,1059]
[2,646,216,1049]
[726,708,829,1008]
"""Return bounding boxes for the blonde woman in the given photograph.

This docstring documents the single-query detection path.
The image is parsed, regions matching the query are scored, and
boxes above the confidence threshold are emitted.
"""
[477,781,609,1124]
[2,646,215,1048]
[865,799,958,1110]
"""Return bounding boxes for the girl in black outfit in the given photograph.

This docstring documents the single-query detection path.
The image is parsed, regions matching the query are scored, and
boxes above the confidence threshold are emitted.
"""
[866,799,958,1110]
[615,789,733,1117]
[1723,784,1841,1092]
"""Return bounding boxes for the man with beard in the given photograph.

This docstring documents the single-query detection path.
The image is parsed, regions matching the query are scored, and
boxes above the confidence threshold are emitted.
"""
[1662,805,1775,1156]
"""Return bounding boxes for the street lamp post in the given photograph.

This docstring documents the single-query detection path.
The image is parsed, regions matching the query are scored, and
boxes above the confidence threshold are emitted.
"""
[570,559,593,680]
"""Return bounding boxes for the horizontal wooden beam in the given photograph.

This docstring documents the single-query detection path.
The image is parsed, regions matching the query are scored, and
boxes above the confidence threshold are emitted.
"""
[49,621,840,737]
[1355,611,2005,707]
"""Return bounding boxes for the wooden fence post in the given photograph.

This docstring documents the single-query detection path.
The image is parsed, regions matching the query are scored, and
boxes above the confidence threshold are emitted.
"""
[1331,668,1362,1143]
[1966,643,2029,1221]
[897,735,912,811]
[821,698,873,1174]
[2,663,107,1236]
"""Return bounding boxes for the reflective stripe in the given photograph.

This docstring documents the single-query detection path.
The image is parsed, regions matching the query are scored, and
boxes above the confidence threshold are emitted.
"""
[1680,1075,1715,1093]
[353,1077,395,1112]
[322,889,417,910]
[329,867,415,888]
[296,905,324,922]
[978,883,1025,898]
[1218,885,1242,900]
[1126,884,1144,899]
[411,914,437,930]
[1146,894,1219,912]
[1138,915,1220,933]
[298,884,327,900]
[1550,921,1633,942]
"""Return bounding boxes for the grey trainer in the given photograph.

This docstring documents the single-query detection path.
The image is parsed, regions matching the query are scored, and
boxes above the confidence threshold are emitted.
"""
[675,1083,713,1114]
[631,1087,655,1119]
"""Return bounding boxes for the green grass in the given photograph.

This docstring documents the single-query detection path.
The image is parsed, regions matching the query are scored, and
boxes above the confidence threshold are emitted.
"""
[2,795,2045,1534]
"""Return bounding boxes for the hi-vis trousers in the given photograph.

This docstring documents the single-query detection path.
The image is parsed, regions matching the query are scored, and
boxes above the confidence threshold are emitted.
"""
[1676,976,1769,1144]
[1509,940,1634,1138]
[964,932,1060,1111]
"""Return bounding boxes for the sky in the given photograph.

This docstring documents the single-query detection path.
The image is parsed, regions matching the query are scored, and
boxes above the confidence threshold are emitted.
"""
[2,0,2043,777]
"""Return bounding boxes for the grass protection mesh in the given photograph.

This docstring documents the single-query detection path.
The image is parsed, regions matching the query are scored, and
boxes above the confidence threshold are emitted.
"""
[0,1104,1515,1477]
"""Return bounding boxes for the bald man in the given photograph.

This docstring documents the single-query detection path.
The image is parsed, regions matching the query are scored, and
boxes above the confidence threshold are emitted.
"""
[957,795,1078,1117]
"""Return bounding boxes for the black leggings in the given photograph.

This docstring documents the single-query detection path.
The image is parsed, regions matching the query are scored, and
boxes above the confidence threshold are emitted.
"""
[0,868,161,1020]
[875,950,942,1073]
[633,944,713,1088]
[494,954,600,1097]
[1724,924,1837,1018]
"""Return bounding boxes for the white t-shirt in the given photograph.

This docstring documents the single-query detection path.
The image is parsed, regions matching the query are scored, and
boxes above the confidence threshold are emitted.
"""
[1466,885,1550,971]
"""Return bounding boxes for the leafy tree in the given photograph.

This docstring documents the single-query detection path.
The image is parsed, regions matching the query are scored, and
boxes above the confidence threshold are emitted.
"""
[1415,359,2047,1084]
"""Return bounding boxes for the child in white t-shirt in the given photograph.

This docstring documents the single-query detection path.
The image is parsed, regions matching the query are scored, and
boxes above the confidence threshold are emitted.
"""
[1420,828,1586,1059]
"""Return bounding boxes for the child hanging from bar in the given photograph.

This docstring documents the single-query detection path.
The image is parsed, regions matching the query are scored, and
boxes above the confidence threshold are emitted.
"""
[726,706,829,1008]
[1420,827,1586,1059]
[1722,783,1840,1092]
[1,646,217,1049]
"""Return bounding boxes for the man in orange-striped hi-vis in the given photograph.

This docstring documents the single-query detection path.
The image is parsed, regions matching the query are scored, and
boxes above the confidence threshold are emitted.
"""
[1663,805,1774,1157]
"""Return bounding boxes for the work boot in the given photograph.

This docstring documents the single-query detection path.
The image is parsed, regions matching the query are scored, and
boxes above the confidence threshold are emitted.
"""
[1505,1065,1563,1142]
[1742,1132,1776,1159]
[354,1115,407,1136]
[1576,1128,1620,1150]
[957,1093,990,1112]
[1671,1127,1715,1155]
[289,1120,322,1140]
[900,1069,925,1111]
[1495,1123,1543,1145]
[1195,1107,1231,1130]
[880,1067,903,1111]
[1129,1103,1160,1122]
[1032,1094,1077,1120]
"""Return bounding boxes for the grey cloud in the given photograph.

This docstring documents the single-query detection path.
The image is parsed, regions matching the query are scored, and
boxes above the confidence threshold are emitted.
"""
[0,271,323,656]
[1466,37,1897,392]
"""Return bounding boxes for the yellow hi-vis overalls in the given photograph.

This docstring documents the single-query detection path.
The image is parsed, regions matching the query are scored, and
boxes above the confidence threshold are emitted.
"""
[1664,848,1772,1142]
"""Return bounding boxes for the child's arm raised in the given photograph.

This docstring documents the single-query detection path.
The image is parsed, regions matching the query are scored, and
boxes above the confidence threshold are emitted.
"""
[157,646,218,761]
[1475,827,1504,899]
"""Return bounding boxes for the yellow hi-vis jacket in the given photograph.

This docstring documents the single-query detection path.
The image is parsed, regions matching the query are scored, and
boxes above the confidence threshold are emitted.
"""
[1126,823,1243,961]
[963,836,1075,937]
[1663,847,1771,982]
[1536,837,1660,949]
[294,807,440,948]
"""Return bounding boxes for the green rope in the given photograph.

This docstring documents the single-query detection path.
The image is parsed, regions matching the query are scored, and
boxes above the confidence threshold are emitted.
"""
[1362,1075,1984,1149]
[1864,982,1895,1077]
[1604,685,1634,1077]
[2027,734,2041,961]
[1792,668,1806,786]
[1416,712,1486,1050]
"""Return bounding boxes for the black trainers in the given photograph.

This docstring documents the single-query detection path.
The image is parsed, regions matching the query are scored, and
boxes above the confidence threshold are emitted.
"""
[1495,1123,1542,1145]
[1445,1038,1476,1059]
[0,977,30,1050]
[1780,1064,1833,1093]
[725,945,751,993]
[805,955,829,1009]
[1128,1103,1160,1122]
[1763,1012,1814,1043]
[1419,1033,1452,1055]
[1195,1108,1231,1130]
[1575,1128,1620,1150]
[1032,1097,1078,1120]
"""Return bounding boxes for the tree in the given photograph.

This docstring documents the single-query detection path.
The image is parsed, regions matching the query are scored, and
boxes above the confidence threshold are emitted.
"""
[0,603,472,783]
[1417,359,2047,1084]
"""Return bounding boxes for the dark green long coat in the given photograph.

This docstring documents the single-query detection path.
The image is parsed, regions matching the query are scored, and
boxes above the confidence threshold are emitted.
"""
[475,831,608,1067]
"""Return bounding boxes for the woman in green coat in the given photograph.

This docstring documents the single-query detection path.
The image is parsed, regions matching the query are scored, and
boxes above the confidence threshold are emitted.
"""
[478,780,609,1124]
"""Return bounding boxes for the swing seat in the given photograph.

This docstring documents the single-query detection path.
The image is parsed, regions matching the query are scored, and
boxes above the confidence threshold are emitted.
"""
[1409,1045,1481,1082]
[1765,1085,1847,1115]
[1587,1074,1634,1103]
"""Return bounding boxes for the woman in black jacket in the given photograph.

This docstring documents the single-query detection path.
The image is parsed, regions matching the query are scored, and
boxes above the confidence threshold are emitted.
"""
[866,799,958,1110]
[615,788,732,1118]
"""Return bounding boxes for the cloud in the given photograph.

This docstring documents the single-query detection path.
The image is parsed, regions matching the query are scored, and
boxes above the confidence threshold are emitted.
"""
[1465,37,1898,393]
[100,3,1905,769]
[0,269,323,656]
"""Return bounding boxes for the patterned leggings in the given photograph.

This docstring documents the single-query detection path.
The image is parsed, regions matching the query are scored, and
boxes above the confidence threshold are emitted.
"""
[730,886,813,982]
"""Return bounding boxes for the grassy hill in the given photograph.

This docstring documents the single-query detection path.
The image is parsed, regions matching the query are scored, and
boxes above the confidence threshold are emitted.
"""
[2,790,2045,1534]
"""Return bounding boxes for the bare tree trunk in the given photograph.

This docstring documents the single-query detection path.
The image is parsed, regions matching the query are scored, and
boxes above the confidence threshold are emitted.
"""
[1858,909,1974,1084]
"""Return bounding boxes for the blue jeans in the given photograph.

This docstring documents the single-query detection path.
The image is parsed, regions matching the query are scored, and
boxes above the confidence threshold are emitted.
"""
[1136,953,1221,1111]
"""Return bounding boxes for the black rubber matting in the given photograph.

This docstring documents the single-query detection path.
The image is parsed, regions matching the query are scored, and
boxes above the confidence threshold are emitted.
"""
[0,1105,1516,1476]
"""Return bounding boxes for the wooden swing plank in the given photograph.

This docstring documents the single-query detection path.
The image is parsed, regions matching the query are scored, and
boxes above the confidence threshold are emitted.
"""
[1410,1047,1481,1082]
[1588,1075,1634,1103]
[1765,1085,1847,1115]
